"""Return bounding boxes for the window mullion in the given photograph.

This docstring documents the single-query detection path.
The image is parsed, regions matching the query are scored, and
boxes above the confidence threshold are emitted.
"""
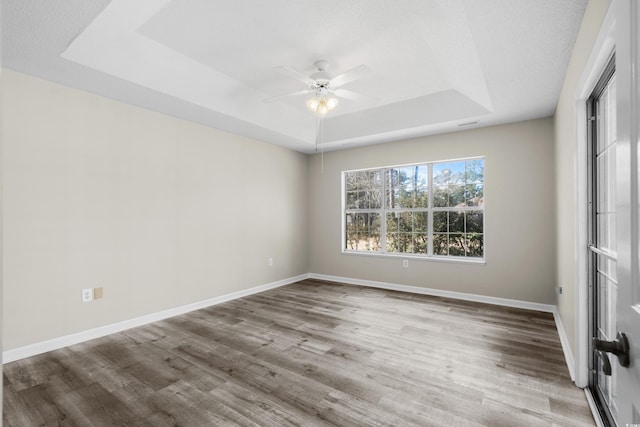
[428,163,434,256]
[381,169,387,253]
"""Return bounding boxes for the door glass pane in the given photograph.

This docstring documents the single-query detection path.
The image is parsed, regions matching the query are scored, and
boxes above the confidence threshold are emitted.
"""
[591,67,619,425]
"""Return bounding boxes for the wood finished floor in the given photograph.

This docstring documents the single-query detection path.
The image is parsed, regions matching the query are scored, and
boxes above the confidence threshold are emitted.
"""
[3,279,595,426]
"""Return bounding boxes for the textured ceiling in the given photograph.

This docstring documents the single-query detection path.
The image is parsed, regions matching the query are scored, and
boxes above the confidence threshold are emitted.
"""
[1,0,587,153]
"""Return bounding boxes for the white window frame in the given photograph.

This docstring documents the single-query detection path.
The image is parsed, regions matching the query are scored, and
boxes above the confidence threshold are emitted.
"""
[341,157,485,263]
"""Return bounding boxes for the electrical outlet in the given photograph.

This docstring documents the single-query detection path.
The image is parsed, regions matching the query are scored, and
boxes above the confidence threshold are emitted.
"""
[81,288,93,302]
[403,259,409,268]
[557,286,563,295]
[268,257,273,266]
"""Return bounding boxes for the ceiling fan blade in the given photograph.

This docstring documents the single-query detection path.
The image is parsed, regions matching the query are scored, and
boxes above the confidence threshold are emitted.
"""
[329,64,371,88]
[274,66,315,86]
[263,89,313,103]
[334,89,377,103]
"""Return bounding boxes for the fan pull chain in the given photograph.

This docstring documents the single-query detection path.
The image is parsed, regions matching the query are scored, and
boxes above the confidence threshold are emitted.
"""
[314,114,324,174]
[321,117,324,174]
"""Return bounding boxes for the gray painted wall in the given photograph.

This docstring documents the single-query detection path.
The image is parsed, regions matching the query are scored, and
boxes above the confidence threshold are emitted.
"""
[1,70,308,350]
[308,118,557,304]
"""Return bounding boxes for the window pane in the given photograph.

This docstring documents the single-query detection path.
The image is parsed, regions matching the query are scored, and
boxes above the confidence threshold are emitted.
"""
[413,234,428,254]
[433,234,448,255]
[399,167,413,186]
[386,213,399,232]
[466,233,484,257]
[387,187,414,209]
[448,184,465,207]
[466,211,483,233]
[449,162,466,185]
[607,77,616,144]
[400,188,416,208]
[386,233,398,252]
[346,191,357,209]
[398,232,411,252]
[345,214,357,250]
[416,165,429,188]
[356,171,369,190]
[358,232,382,252]
[399,212,412,232]
[433,163,452,186]
[465,159,484,184]
[598,213,616,253]
[370,188,383,209]
[433,211,448,232]
[355,191,367,209]
[597,256,617,282]
[351,213,381,251]
[433,186,448,207]
[449,211,464,233]
[466,184,484,206]
[386,212,399,253]
[386,168,400,187]
[415,187,428,208]
[414,212,428,233]
[345,172,357,191]
[362,216,382,250]
[370,170,383,188]
[449,233,465,256]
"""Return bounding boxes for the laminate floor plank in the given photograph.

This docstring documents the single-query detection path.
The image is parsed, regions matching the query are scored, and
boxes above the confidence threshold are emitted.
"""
[3,279,595,426]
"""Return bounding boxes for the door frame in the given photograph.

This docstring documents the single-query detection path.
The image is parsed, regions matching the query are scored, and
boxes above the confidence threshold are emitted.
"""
[574,2,616,390]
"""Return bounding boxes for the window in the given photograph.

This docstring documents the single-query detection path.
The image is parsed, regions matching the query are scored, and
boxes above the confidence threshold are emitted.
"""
[343,158,484,261]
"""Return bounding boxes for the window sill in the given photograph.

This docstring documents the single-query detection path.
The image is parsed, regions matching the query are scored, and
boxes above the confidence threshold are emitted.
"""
[341,250,486,265]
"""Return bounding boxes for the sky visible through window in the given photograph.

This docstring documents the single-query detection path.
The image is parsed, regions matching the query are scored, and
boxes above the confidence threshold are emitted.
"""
[343,158,484,259]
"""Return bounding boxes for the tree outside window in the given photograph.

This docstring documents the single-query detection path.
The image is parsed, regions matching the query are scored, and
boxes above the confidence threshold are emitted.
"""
[344,158,484,260]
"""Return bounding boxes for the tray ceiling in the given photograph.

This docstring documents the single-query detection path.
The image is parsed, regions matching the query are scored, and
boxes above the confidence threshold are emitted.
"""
[1,0,587,153]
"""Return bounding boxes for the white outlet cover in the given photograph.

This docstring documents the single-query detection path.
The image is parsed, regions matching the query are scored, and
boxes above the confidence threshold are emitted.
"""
[82,288,93,302]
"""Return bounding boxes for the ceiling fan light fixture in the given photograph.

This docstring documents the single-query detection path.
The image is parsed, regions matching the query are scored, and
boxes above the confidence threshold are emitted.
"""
[317,102,329,115]
[306,96,338,115]
[306,97,320,111]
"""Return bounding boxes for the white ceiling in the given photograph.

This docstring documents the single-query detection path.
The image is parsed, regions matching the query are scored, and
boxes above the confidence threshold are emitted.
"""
[1,0,587,153]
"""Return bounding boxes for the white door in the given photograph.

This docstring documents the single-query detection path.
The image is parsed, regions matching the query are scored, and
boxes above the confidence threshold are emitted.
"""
[588,54,620,425]
[587,2,640,425]
[615,0,640,424]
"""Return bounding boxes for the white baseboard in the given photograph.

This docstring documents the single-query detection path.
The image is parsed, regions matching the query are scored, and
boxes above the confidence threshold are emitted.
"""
[584,389,605,427]
[2,274,309,364]
[4,271,576,384]
[309,273,556,312]
[552,306,576,381]
[309,273,577,380]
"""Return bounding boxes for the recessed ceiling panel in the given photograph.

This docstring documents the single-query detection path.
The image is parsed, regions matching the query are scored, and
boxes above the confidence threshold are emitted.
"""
[60,0,493,148]
[322,89,492,146]
[3,0,588,153]
[139,0,493,113]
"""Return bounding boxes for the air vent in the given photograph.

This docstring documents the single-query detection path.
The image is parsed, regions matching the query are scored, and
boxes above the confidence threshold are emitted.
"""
[457,121,479,127]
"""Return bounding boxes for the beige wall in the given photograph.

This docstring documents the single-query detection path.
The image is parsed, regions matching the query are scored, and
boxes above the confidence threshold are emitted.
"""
[308,118,557,304]
[554,0,610,356]
[1,70,308,350]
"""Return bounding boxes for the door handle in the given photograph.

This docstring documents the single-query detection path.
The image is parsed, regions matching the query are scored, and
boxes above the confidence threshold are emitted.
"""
[593,332,630,368]
[594,350,612,375]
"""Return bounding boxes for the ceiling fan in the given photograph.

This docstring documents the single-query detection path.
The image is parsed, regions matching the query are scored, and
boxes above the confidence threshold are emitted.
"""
[263,60,374,115]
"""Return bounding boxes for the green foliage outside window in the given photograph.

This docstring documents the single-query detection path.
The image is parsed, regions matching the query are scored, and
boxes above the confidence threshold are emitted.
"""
[344,159,484,259]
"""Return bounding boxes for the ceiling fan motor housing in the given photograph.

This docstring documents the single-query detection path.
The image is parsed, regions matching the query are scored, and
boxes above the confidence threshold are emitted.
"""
[310,60,332,86]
